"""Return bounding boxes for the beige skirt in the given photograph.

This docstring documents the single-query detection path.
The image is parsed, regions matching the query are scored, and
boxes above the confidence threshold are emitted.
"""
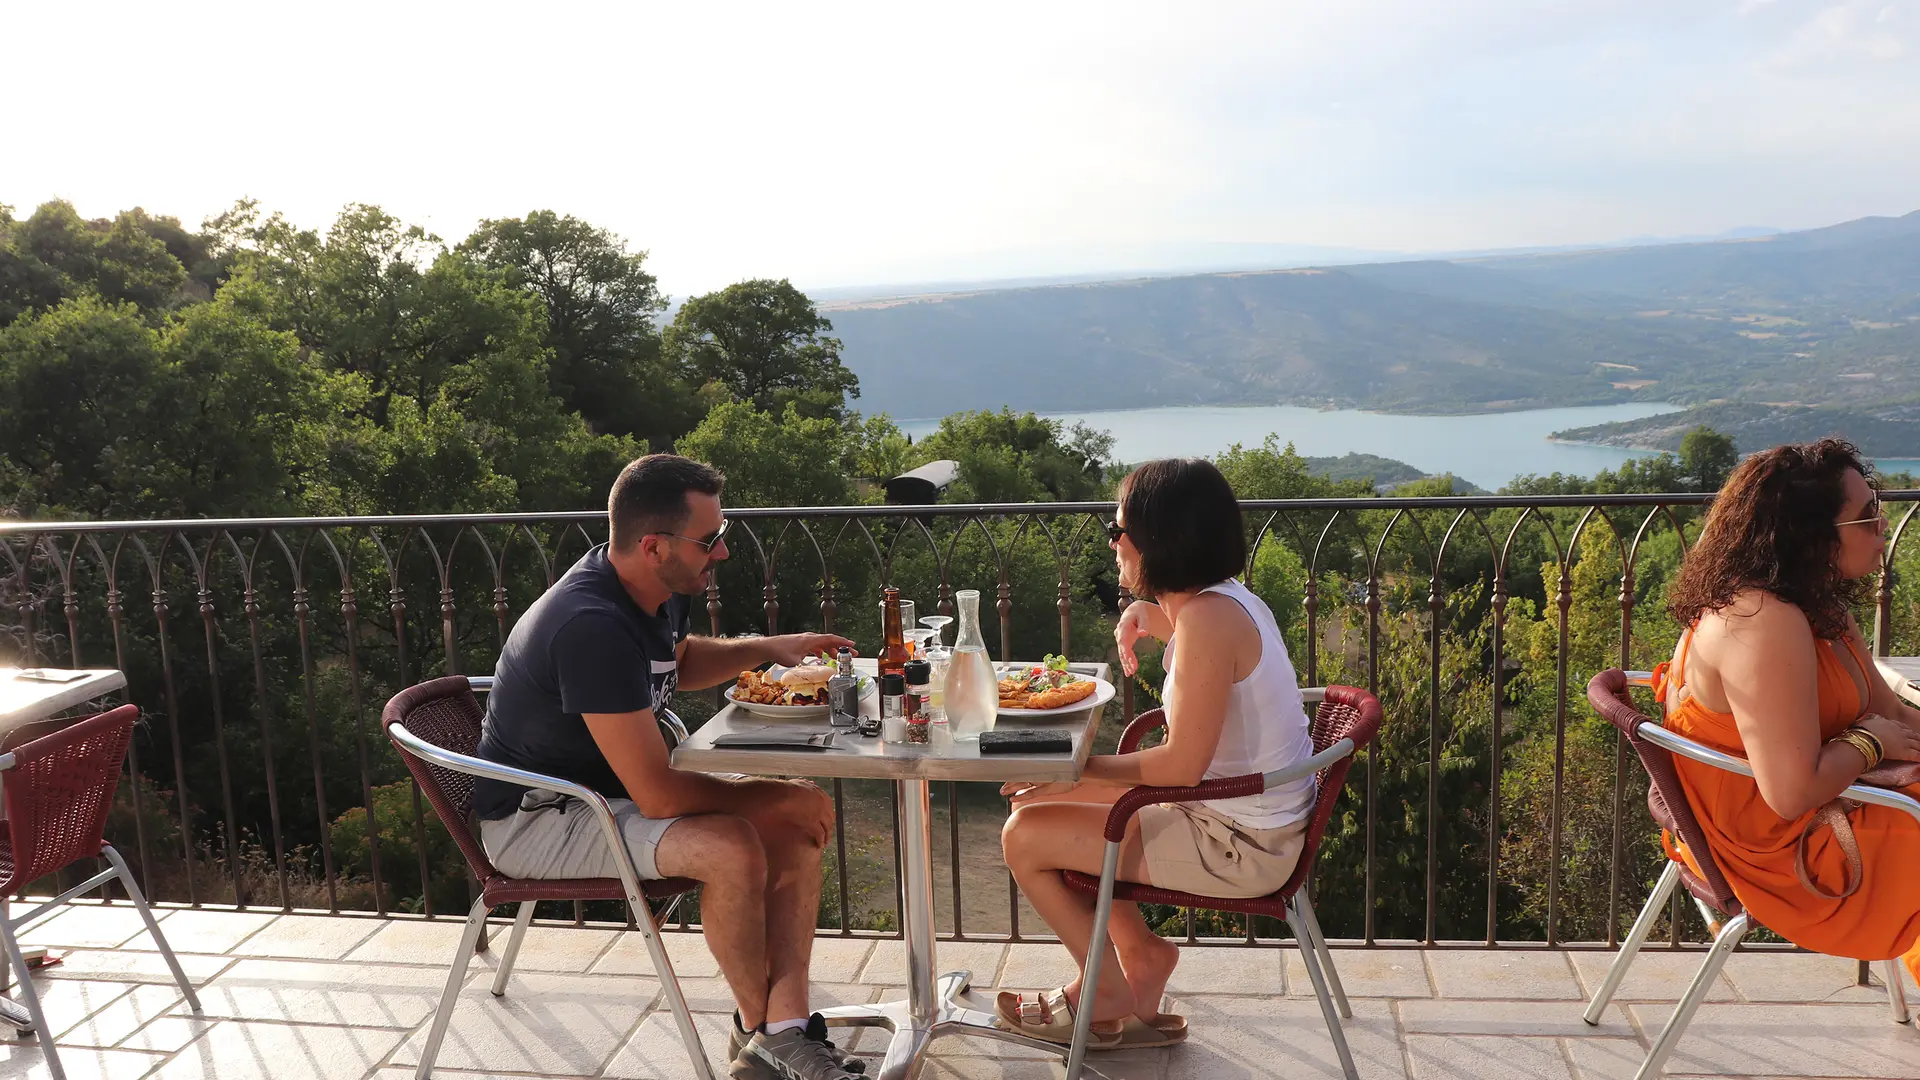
[1138,802,1307,899]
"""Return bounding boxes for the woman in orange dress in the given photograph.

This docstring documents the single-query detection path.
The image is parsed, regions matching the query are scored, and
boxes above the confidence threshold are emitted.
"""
[1655,437,1920,983]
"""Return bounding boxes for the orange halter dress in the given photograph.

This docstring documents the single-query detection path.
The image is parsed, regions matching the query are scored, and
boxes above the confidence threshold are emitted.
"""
[1654,628,1920,983]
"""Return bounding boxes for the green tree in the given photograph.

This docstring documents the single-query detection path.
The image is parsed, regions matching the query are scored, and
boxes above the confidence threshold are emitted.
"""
[665,279,858,419]
[908,409,1114,503]
[1679,425,1739,492]
[462,211,697,446]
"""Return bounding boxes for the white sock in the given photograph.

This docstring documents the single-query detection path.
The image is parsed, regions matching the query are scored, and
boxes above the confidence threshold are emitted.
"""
[762,1017,809,1036]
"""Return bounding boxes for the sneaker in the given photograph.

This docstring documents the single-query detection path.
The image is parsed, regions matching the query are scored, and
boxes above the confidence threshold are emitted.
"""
[728,1014,864,1076]
[731,1020,863,1080]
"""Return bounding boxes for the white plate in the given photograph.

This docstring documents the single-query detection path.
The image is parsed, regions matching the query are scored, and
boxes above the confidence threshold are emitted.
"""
[994,674,1117,718]
[723,670,873,719]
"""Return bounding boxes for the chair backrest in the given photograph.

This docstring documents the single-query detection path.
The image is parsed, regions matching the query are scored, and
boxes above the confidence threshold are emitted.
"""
[1278,684,1383,900]
[1,704,138,894]
[383,676,500,882]
[1587,668,1740,912]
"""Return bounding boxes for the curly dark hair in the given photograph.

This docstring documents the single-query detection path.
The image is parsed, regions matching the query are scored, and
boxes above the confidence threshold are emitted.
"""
[1666,437,1875,640]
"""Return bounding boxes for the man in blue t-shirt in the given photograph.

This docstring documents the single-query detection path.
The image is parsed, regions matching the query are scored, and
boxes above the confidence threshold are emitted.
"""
[474,454,861,1080]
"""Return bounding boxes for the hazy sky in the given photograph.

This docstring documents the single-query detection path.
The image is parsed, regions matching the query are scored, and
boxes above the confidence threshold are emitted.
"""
[8,1,1917,296]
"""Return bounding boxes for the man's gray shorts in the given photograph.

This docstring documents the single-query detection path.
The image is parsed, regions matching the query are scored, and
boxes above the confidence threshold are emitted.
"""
[479,789,681,881]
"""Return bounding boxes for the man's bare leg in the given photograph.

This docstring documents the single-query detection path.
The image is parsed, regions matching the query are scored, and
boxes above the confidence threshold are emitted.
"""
[653,814,772,1028]
[739,782,832,1024]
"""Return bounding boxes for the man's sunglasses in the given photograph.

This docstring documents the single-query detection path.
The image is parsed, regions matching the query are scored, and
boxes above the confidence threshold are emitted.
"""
[1836,498,1886,531]
[1104,520,1127,544]
[653,517,731,553]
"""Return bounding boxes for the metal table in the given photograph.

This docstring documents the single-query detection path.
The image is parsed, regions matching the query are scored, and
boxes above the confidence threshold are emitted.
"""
[671,659,1112,1080]
[0,667,127,1032]
[1876,657,1920,709]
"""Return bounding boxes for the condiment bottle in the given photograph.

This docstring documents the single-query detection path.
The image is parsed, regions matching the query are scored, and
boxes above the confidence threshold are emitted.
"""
[880,672,905,722]
[903,659,933,744]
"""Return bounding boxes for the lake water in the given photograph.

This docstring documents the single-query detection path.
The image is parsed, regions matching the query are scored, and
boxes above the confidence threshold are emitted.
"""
[900,403,1690,490]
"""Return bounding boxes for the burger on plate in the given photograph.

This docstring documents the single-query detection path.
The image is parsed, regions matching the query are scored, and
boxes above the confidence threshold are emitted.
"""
[777,661,834,705]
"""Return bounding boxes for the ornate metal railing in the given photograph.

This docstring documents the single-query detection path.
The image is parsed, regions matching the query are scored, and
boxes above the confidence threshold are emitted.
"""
[4,492,1916,949]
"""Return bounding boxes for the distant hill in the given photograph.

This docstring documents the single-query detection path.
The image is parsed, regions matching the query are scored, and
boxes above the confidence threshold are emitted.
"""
[829,210,1920,453]
[1553,403,1920,457]
[1302,452,1487,493]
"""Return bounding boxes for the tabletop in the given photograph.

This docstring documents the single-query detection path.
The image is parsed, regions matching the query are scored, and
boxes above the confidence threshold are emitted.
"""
[0,667,127,748]
[671,659,1114,783]
[1877,656,1920,709]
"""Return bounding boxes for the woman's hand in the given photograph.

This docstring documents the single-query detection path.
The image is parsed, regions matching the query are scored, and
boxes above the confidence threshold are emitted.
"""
[1114,601,1167,677]
[1854,712,1920,763]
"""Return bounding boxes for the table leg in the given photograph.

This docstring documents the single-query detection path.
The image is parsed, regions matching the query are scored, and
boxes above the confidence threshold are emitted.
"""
[814,778,1071,1079]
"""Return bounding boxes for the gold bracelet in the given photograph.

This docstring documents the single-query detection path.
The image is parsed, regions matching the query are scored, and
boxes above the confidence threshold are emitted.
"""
[1849,723,1887,764]
[1833,728,1883,771]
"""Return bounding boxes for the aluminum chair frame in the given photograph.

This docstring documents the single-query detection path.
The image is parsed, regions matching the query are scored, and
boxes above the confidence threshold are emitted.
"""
[1063,686,1372,1080]
[387,677,710,1080]
[0,710,203,1080]
[1585,670,1915,1080]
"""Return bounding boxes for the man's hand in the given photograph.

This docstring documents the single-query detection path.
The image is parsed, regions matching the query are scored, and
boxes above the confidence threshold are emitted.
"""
[764,633,857,666]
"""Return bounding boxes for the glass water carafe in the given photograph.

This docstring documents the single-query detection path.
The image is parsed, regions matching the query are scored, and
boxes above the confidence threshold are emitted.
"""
[943,589,999,741]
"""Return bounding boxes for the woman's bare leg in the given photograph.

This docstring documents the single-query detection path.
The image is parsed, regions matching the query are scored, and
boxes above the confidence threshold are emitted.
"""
[1002,801,1179,1025]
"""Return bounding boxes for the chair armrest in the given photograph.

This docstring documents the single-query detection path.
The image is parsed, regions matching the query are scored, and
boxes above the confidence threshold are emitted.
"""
[1625,671,1654,688]
[1117,710,1167,754]
[1097,737,1355,842]
[387,722,655,905]
[1635,721,1920,827]
[467,676,494,694]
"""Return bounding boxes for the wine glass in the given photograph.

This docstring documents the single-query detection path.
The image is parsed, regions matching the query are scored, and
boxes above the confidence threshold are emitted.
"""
[919,614,954,648]
[906,628,936,659]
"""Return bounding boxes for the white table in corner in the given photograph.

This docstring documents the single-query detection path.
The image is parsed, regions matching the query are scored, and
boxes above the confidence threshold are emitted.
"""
[1876,657,1920,709]
[0,666,127,1032]
[671,659,1112,1080]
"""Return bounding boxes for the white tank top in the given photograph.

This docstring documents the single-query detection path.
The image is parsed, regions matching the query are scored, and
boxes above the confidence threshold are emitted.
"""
[1161,578,1316,830]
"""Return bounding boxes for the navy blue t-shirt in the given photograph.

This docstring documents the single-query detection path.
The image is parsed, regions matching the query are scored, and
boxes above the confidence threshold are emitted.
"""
[472,544,691,820]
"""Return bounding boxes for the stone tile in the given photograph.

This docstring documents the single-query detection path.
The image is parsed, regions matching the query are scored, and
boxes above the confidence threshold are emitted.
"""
[1397,999,1634,1037]
[1161,947,1285,998]
[1624,1001,1920,1077]
[1404,1035,1576,1080]
[590,930,723,978]
[1424,951,1581,1000]
[226,914,382,960]
[802,936,877,984]
[387,971,659,1075]
[0,1044,166,1080]
[56,984,185,1047]
[917,1054,1161,1080]
[19,907,156,950]
[345,918,474,965]
[475,924,619,975]
[1288,949,1431,999]
[32,950,229,987]
[601,1008,737,1080]
[4,977,133,1042]
[861,940,1008,987]
[1567,949,1737,1004]
[1561,1036,1653,1080]
[1720,951,1903,1004]
[994,943,1075,990]
[148,1021,409,1080]
[186,958,456,1028]
[125,910,276,955]
[1159,994,1407,1080]
[114,1016,216,1054]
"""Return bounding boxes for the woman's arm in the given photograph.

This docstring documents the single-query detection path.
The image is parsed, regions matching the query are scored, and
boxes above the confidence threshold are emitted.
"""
[1717,599,1876,819]
[1083,593,1243,789]
[1114,600,1174,678]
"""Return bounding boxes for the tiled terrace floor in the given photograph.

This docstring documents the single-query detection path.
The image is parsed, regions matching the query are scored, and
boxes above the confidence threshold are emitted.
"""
[4,903,1918,1080]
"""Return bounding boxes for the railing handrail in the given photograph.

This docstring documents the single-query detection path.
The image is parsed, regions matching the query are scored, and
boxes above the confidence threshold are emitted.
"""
[9,489,1919,534]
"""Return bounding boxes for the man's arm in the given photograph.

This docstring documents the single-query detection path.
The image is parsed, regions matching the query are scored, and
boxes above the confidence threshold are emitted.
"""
[675,631,855,691]
[583,708,751,819]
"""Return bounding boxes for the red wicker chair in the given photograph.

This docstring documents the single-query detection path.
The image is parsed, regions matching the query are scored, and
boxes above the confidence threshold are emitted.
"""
[0,705,202,1080]
[1585,668,1916,1080]
[1057,685,1382,1080]
[384,676,710,1080]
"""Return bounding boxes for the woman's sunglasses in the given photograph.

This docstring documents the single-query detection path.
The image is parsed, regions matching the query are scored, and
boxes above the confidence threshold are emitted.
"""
[1104,520,1127,544]
[1836,498,1886,531]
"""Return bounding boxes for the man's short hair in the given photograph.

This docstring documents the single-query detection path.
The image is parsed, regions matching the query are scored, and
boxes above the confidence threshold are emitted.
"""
[608,455,726,552]
[1117,458,1247,596]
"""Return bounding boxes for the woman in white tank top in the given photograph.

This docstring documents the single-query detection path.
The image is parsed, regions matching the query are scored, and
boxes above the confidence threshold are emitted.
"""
[996,459,1318,1051]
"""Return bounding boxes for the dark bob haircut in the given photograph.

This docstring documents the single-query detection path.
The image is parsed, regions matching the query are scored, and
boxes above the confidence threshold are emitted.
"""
[1666,437,1873,640]
[1116,458,1247,597]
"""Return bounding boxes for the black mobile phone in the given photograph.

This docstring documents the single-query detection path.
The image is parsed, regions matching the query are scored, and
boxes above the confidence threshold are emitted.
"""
[857,715,882,737]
